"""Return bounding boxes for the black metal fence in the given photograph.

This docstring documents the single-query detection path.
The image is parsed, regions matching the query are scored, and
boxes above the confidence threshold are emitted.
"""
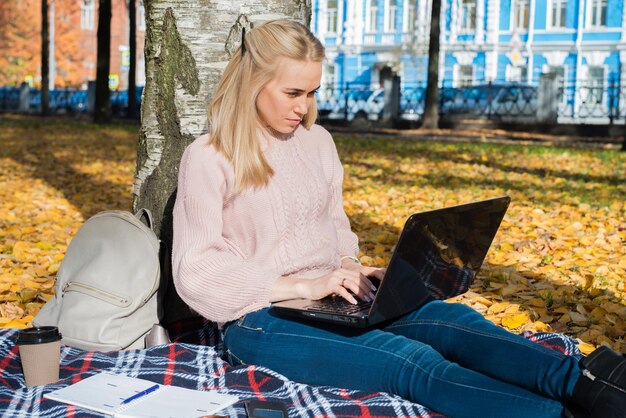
[0,86,143,118]
[557,79,626,123]
[316,79,626,125]
[4,80,626,124]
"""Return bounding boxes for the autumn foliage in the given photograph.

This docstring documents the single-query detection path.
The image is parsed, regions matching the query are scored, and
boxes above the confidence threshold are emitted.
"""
[0,116,625,353]
[0,0,87,88]
[0,1,41,86]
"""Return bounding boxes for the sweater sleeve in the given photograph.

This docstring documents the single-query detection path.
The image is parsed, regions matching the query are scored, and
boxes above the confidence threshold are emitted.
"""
[172,141,279,323]
[322,128,360,258]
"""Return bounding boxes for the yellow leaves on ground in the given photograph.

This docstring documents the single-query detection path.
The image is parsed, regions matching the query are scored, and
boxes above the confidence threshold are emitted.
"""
[0,116,135,329]
[339,134,626,352]
[0,116,625,353]
[501,313,532,330]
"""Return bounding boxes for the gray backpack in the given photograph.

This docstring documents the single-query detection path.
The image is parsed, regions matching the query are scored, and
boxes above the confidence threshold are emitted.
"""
[33,209,165,351]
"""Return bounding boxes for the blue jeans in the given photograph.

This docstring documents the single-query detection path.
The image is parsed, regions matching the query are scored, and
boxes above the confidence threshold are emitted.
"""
[222,300,581,418]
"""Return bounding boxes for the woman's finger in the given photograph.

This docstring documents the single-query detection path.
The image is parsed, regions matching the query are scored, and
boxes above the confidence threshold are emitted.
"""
[341,276,374,302]
[371,268,386,280]
[336,280,358,304]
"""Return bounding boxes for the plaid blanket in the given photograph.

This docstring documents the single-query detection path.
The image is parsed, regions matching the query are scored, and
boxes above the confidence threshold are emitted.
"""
[0,319,581,417]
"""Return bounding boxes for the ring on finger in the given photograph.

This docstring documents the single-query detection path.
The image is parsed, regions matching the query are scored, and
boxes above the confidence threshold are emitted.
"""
[341,278,347,287]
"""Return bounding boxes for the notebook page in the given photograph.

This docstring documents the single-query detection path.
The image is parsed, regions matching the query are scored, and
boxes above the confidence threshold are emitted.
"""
[116,384,238,418]
[44,373,159,415]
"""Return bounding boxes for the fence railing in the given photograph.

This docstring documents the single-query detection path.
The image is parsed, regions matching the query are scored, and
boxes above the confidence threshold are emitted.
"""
[4,80,626,125]
[316,79,626,124]
[0,86,143,118]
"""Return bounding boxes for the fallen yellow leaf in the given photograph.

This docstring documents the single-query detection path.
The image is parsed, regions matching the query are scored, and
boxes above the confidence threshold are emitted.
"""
[501,313,531,330]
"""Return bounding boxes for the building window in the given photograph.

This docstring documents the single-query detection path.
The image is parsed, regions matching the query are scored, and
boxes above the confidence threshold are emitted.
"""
[326,0,338,33]
[507,65,528,82]
[403,0,416,32]
[367,0,378,32]
[80,0,95,30]
[138,0,146,32]
[456,64,474,86]
[590,0,607,27]
[547,65,566,82]
[385,0,400,31]
[549,0,567,29]
[324,64,336,87]
[512,0,529,31]
[588,66,604,104]
[460,0,476,31]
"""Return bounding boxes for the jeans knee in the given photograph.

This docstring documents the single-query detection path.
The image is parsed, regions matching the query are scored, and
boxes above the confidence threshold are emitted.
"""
[421,300,483,323]
[387,344,449,399]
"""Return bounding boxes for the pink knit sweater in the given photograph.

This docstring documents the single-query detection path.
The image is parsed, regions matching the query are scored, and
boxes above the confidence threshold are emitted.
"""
[172,124,359,323]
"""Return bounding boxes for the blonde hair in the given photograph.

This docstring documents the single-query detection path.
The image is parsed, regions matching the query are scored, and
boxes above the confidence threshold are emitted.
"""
[208,19,325,191]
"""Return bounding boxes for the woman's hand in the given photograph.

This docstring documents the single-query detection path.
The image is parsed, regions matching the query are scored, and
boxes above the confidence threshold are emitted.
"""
[306,265,385,305]
[270,263,385,304]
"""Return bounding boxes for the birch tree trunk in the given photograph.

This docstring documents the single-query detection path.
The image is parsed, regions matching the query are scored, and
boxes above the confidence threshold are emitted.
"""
[135,0,312,322]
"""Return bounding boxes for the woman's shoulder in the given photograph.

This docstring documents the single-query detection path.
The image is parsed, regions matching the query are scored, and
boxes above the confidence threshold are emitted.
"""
[184,134,230,166]
[302,123,332,140]
[181,134,234,183]
[299,124,336,151]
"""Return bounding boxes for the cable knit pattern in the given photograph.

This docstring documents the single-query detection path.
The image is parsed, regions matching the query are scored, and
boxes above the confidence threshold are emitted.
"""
[172,124,359,323]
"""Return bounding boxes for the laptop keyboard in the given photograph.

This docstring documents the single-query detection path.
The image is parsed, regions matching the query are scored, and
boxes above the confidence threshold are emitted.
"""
[306,297,371,315]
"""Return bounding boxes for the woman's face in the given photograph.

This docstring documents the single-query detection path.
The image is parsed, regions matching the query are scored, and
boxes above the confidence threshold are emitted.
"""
[256,58,322,134]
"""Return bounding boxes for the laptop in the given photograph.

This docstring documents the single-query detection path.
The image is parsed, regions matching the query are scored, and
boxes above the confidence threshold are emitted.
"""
[271,196,511,328]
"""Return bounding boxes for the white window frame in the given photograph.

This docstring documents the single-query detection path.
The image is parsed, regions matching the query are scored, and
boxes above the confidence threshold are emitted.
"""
[506,65,528,82]
[588,0,607,28]
[321,63,337,100]
[403,0,416,32]
[547,0,567,29]
[384,0,400,32]
[367,0,378,32]
[326,0,339,33]
[460,0,476,32]
[454,64,474,87]
[80,0,95,31]
[511,0,530,31]
[587,65,605,104]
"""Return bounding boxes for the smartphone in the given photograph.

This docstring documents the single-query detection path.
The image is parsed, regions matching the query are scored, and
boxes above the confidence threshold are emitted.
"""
[245,400,289,418]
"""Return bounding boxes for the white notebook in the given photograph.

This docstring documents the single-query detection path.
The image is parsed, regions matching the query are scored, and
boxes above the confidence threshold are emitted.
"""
[44,372,239,418]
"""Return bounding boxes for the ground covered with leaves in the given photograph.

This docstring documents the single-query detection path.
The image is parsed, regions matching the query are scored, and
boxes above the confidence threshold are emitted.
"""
[1,116,625,353]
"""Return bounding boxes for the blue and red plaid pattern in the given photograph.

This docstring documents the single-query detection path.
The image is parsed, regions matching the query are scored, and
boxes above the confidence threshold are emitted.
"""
[0,320,581,417]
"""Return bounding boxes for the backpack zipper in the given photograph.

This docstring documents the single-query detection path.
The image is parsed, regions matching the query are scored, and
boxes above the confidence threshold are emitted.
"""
[62,281,131,307]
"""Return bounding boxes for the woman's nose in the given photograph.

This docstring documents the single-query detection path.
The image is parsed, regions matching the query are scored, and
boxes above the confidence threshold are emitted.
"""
[294,96,308,116]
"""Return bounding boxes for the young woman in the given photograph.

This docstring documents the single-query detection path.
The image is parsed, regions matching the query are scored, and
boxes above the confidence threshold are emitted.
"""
[172,19,626,418]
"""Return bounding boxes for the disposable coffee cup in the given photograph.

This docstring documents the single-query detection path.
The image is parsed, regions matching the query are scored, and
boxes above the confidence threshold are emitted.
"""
[17,326,62,387]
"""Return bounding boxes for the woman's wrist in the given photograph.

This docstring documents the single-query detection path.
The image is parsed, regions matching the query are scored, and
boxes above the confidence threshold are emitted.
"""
[271,276,311,302]
[340,255,362,271]
[340,255,361,265]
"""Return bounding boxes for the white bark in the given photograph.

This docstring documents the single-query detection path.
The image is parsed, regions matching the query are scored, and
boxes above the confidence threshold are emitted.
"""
[135,0,311,231]
[135,0,312,323]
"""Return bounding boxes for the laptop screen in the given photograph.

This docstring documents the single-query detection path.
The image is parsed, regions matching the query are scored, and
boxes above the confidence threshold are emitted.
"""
[368,197,510,323]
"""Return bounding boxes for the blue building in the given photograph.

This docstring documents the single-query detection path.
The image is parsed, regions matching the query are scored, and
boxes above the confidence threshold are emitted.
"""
[312,0,626,120]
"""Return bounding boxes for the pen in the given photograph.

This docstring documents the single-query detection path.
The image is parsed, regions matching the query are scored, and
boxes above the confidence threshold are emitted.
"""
[121,384,160,405]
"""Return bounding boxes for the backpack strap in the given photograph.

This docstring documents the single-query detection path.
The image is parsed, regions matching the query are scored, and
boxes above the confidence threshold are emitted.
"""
[134,208,154,230]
